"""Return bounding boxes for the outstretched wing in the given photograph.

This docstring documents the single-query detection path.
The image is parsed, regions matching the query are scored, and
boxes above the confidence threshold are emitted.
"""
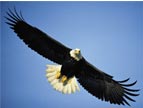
[77,59,139,106]
[5,9,71,64]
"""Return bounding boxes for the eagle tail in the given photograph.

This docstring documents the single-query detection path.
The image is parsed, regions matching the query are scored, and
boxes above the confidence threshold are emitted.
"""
[46,65,80,94]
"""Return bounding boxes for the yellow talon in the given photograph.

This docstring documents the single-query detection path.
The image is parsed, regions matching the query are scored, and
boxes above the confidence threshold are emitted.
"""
[56,71,61,79]
[61,75,67,82]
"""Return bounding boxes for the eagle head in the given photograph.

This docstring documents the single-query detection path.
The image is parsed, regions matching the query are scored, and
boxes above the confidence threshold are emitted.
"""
[70,48,82,61]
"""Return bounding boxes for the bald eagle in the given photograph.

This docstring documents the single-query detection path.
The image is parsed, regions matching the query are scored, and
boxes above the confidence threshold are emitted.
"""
[6,9,139,106]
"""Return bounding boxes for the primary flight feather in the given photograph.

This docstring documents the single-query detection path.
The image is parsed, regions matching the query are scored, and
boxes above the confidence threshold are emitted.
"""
[6,9,139,106]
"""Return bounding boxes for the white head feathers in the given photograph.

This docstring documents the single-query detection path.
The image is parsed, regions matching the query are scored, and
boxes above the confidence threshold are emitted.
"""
[70,48,82,61]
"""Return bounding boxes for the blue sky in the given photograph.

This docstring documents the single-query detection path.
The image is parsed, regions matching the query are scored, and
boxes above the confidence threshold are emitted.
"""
[1,2,143,108]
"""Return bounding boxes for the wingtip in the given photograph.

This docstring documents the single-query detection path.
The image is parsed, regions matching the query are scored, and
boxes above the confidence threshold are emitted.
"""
[124,87,140,92]
[118,78,130,83]
[122,97,131,106]
[121,80,137,87]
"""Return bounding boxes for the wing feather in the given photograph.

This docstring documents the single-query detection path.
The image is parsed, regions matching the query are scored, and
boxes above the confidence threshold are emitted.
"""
[6,9,71,64]
[77,59,139,106]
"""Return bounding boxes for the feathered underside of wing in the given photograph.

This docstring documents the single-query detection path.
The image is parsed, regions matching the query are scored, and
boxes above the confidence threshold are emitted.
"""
[77,60,139,106]
[5,8,71,64]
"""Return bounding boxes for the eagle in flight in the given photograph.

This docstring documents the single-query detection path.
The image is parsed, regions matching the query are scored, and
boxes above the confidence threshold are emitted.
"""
[6,9,139,106]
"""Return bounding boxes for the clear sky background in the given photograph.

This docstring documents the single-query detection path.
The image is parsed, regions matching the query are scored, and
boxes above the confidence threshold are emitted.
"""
[1,2,143,108]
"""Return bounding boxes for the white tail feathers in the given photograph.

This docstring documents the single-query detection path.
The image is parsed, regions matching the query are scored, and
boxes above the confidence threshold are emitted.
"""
[46,65,80,94]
